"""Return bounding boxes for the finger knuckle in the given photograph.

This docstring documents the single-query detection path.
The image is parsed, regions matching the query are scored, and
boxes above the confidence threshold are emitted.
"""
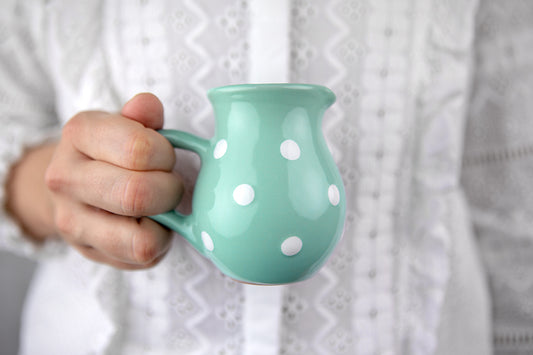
[124,131,155,170]
[120,173,152,215]
[54,209,75,237]
[44,164,65,192]
[62,112,86,140]
[132,230,160,264]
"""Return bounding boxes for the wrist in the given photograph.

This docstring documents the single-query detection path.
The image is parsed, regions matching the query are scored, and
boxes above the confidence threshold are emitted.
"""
[5,142,58,242]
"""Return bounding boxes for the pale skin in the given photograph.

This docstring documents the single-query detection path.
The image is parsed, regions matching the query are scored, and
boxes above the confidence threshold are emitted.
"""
[5,93,184,270]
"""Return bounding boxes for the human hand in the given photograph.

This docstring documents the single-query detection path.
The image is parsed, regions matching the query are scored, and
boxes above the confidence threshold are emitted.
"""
[45,93,183,269]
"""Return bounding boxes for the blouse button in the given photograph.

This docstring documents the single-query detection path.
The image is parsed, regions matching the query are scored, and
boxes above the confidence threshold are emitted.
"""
[369,308,378,318]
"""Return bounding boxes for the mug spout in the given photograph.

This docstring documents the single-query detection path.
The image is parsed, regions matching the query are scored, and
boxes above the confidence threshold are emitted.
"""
[313,84,336,109]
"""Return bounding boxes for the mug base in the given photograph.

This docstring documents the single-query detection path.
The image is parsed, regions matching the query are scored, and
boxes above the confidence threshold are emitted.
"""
[233,278,284,286]
[230,276,310,286]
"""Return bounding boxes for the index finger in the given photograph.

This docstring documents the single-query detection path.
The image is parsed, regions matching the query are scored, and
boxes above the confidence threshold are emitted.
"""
[63,111,176,171]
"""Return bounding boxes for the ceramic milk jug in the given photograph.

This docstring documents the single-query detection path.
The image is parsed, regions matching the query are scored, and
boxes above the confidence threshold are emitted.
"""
[151,84,345,284]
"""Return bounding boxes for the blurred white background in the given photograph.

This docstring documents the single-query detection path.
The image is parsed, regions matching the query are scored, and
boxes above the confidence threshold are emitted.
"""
[0,251,35,355]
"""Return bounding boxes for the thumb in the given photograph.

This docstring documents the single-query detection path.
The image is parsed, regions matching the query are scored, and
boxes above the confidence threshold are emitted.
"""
[121,93,165,130]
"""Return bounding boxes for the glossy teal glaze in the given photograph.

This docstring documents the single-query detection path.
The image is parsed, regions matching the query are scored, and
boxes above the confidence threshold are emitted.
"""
[150,84,345,284]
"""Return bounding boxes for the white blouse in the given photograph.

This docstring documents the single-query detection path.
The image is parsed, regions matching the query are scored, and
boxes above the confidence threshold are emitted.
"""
[3,0,530,354]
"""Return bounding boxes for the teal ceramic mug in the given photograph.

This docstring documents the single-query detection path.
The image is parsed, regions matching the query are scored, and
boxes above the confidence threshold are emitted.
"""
[150,84,345,285]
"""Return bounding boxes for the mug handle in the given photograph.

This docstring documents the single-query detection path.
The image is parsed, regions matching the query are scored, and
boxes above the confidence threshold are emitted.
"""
[148,129,209,254]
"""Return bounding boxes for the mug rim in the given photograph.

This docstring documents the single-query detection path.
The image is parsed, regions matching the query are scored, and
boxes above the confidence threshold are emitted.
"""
[207,83,336,105]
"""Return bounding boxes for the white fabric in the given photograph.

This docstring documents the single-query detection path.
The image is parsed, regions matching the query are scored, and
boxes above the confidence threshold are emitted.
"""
[461,1,533,353]
[242,285,284,355]
[248,0,290,83]
[0,0,505,354]
[242,1,288,353]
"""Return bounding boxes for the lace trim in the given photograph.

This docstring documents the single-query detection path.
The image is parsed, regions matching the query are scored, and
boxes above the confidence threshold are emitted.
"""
[495,331,533,349]
[463,144,533,166]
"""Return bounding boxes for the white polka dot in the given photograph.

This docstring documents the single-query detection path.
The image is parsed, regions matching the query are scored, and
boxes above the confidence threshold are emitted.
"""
[233,184,255,206]
[213,139,227,159]
[280,139,301,160]
[201,231,214,251]
[328,185,340,206]
[281,236,303,256]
